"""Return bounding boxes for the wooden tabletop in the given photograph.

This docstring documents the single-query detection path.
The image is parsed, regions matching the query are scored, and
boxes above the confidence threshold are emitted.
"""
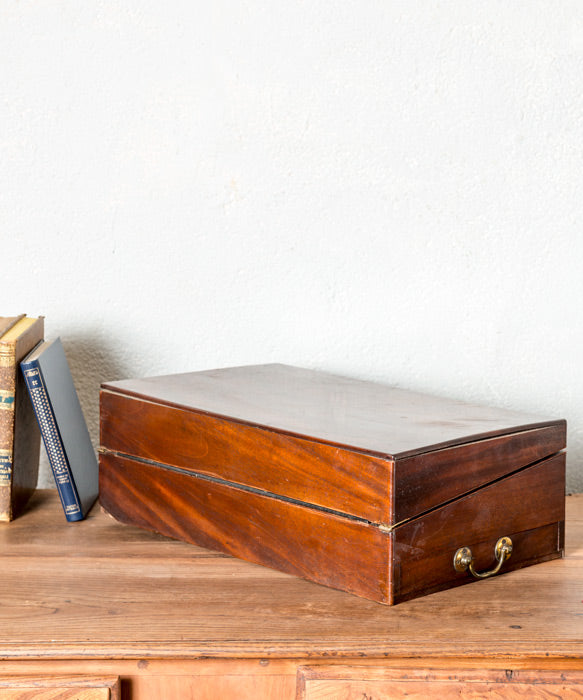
[0,491,581,661]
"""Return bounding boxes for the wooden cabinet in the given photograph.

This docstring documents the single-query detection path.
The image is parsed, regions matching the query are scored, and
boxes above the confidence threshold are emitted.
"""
[0,676,119,699]
[297,667,583,699]
[0,491,581,699]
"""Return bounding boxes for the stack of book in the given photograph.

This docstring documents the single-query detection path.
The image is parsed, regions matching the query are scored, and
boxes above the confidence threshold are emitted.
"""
[1,314,98,523]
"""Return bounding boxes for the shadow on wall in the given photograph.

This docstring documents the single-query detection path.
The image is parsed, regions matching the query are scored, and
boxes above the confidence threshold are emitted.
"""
[37,333,133,489]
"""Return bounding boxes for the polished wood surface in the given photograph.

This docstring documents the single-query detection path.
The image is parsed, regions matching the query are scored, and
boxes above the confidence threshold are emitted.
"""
[101,365,566,529]
[0,491,581,698]
[101,364,564,460]
[101,387,565,527]
[100,389,391,523]
[100,362,566,605]
[99,450,390,603]
[394,423,565,522]
[393,452,565,602]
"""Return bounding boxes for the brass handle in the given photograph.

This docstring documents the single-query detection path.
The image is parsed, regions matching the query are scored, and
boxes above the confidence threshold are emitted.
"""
[454,536,513,579]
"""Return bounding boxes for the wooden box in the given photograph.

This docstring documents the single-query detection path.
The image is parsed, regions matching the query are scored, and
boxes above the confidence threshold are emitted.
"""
[99,364,566,605]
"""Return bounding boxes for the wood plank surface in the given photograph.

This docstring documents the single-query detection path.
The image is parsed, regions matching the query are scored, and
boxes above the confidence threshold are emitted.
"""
[297,667,583,699]
[0,692,109,700]
[0,676,118,700]
[0,491,581,661]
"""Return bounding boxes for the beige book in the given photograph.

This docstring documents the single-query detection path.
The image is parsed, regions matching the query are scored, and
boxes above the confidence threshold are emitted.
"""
[0,314,44,520]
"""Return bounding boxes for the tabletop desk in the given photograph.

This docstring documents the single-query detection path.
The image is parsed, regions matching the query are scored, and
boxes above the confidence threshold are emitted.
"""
[0,491,582,698]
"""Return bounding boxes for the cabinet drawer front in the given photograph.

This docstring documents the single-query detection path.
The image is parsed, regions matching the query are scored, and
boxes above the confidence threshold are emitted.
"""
[297,667,583,699]
[0,691,110,700]
[0,676,119,700]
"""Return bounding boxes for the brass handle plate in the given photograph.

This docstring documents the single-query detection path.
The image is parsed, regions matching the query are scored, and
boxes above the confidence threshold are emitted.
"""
[454,536,513,579]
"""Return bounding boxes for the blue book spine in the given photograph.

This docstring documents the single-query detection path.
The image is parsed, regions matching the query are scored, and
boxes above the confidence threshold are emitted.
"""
[21,362,83,522]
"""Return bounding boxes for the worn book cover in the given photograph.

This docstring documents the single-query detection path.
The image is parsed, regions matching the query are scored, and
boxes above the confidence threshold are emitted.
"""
[0,314,44,520]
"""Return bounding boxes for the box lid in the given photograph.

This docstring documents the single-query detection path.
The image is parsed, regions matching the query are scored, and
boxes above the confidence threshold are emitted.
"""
[101,364,566,527]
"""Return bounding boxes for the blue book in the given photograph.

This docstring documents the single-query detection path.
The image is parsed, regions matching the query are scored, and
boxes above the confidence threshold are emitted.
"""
[21,338,98,521]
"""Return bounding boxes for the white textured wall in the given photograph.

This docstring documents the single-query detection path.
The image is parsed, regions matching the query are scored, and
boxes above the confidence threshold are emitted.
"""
[2,1,582,490]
